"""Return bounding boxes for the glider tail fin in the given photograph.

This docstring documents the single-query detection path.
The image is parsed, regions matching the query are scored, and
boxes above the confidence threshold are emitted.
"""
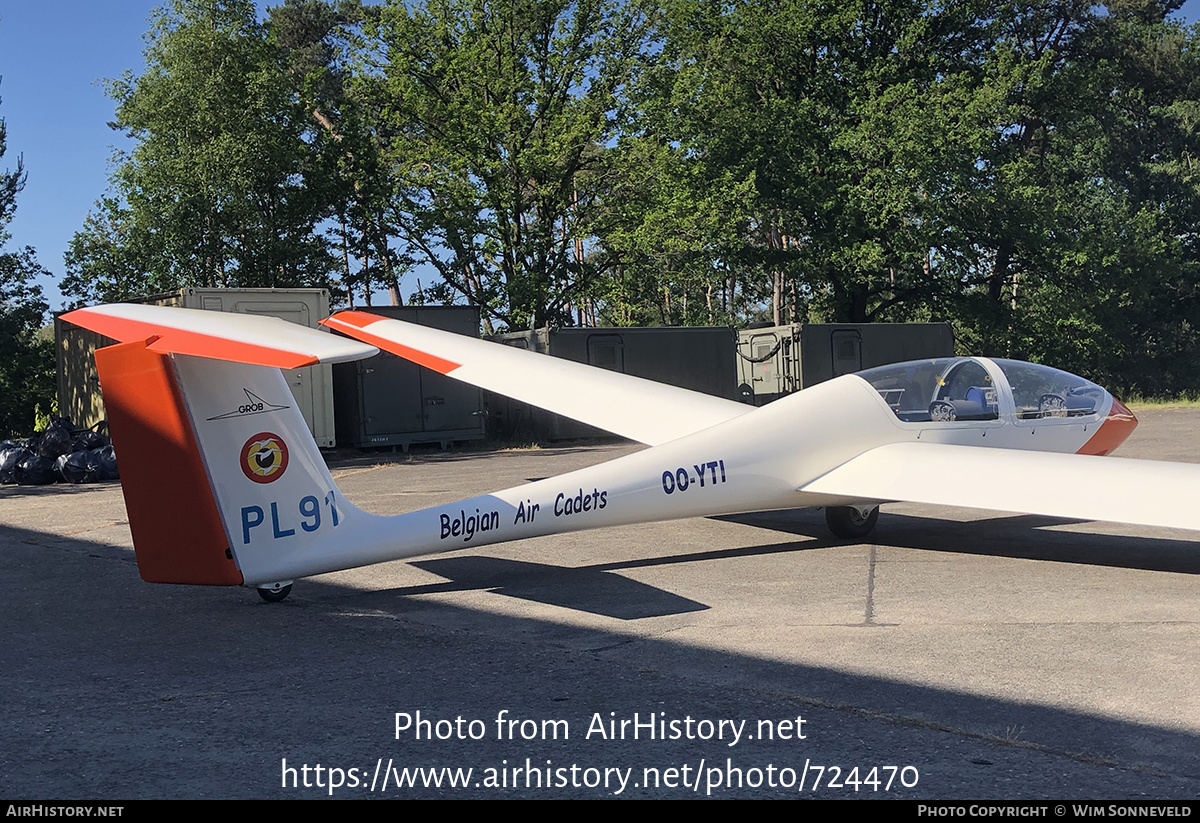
[95,340,243,585]
[96,339,368,588]
[66,304,381,589]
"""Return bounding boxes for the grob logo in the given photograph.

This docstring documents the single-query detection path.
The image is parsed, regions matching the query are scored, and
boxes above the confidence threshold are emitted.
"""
[208,388,290,421]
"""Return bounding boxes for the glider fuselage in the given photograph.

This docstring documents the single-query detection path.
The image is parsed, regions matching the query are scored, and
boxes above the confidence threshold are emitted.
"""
[59,304,1153,601]
[221,357,1128,586]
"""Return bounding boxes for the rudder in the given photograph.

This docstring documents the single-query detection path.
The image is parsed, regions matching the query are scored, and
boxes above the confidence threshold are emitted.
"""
[95,340,242,585]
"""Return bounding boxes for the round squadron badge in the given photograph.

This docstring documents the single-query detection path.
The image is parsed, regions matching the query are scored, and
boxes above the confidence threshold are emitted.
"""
[240,433,289,484]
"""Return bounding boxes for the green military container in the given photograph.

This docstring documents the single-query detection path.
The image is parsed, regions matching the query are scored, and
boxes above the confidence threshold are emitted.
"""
[737,323,955,405]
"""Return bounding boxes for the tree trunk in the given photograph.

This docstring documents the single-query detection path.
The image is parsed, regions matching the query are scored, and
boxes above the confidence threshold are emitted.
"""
[773,271,783,326]
[990,242,1012,303]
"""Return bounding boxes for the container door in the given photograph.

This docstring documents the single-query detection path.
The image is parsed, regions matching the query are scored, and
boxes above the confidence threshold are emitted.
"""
[587,334,625,372]
[362,357,425,436]
[748,332,780,393]
[831,329,863,377]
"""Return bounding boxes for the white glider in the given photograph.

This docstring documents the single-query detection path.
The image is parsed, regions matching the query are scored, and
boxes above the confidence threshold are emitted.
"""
[61,304,1183,602]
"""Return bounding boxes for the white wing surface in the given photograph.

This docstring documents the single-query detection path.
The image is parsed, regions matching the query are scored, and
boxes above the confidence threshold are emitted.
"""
[322,310,751,446]
[61,304,377,367]
[801,441,1200,532]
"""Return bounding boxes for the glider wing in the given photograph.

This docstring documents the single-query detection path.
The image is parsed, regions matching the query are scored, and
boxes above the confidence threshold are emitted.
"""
[801,441,1200,532]
[322,310,751,445]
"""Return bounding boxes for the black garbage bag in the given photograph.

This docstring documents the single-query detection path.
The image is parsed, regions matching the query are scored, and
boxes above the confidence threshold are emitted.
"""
[0,444,32,484]
[37,417,75,460]
[94,445,119,481]
[16,453,58,485]
[73,429,108,452]
[56,451,95,484]
[55,447,118,483]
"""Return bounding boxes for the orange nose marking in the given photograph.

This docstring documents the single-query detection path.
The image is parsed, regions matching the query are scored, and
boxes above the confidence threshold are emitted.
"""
[1077,398,1137,456]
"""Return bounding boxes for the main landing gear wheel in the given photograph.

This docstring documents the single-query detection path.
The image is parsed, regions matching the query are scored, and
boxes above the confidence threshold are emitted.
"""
[257,583,293,603]
[825,505,879,539]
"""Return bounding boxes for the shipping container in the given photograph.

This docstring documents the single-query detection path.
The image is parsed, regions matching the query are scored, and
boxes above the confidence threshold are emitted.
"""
[331,306,485,450]
[737,323,955,405]
[57,288,339,446]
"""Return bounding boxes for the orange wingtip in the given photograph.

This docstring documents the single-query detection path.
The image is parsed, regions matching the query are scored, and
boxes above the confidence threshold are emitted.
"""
[61,309,319,369]
[323,310,382,329]
[323,312,462,375]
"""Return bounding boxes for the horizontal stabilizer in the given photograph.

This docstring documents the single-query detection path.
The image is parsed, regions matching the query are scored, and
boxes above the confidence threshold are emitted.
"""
[323,310,751,445]
[801,442,1200,532]
[62,304,377,368]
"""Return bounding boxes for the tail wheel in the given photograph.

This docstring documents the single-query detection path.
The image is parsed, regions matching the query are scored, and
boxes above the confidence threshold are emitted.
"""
[825,505,879,539]
[257,583,293,603]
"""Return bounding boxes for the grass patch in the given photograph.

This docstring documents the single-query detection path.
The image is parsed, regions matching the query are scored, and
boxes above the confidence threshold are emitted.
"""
[497,441,544,452]
[1125,396,1200,410]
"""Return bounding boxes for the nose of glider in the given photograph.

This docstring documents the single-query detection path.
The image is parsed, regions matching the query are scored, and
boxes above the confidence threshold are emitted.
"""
[1077,396,1137,456]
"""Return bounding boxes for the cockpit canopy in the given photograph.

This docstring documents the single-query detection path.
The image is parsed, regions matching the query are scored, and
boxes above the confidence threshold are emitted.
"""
[856,357,1106,423]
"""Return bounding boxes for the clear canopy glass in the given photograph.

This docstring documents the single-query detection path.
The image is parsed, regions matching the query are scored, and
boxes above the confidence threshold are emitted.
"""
[990,359,1104,419]
[855,357,1104,423]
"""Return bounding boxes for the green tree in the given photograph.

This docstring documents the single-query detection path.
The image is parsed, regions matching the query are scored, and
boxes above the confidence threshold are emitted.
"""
[66,0,338,303]
[620,0,999,326]
[268,0,409,306]
[0,85,54,437]
[952,2,1200,393]
[358,0,650,330]
[593,135,758,326]
[61,197,158,306]
[620,0,1200,397]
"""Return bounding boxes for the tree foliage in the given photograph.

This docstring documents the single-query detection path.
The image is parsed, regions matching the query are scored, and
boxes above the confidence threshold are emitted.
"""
[64,0,339,306]
[0,85,54,437]
[609,0,1200,391]
[62,0,1200,393]
[269,0,410,306]
[356,0,649,330]
[611,0,998,325]
[950,1,1200,392]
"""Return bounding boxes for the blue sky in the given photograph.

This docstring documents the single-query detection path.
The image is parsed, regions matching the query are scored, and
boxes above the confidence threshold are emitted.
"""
[1,1,1198,311]
[1,2,155,308]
